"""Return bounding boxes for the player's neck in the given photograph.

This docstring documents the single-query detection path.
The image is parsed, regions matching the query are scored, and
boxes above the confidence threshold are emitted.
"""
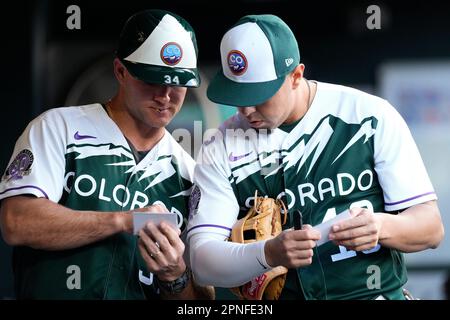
[106,96,165,151]
[285,78,315,124]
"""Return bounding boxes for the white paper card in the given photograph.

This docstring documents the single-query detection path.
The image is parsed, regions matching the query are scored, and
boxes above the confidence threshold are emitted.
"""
[132,212,178,235]
[314,209,352,246]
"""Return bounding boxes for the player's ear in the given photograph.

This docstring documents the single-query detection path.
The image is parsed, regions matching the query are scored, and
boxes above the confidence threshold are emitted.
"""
[291,64,305,89]
[113,58,127,84]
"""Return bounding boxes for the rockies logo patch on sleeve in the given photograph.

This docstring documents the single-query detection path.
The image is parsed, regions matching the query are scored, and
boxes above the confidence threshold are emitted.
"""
[188,185,201,219]
[3,149,34,181]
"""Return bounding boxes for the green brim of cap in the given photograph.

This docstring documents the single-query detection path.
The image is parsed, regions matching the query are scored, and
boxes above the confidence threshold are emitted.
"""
[207,68,285,107]
[122,60,200,88]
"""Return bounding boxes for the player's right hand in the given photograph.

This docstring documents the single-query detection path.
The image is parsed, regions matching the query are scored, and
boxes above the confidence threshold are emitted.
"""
[264,225,321,269]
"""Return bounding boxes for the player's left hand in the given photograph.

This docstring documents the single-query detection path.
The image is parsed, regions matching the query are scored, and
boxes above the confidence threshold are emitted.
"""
[138,220,186,282]
[328,207,382,251]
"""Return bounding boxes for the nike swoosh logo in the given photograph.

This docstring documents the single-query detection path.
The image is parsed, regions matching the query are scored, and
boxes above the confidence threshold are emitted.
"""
[74,131,97,140]
[228,151,252,162]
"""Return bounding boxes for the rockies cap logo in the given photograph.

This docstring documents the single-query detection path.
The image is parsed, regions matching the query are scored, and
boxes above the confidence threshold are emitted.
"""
[160,42,183,66]
[227,50,247,75]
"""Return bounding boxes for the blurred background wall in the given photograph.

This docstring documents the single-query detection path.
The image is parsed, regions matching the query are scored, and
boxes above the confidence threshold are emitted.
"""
[1,0,449,299]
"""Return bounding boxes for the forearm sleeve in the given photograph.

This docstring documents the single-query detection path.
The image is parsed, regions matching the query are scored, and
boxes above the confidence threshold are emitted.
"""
[189,232,271,287]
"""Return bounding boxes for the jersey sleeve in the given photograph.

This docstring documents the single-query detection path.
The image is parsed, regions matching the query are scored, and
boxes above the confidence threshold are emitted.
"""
[186,134,240,239]
[0,112,66,202]
[374,100,437,211]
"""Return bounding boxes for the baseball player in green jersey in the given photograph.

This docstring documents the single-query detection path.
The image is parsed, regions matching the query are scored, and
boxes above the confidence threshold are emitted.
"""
[0,9,213,300]
[187,14,444,299]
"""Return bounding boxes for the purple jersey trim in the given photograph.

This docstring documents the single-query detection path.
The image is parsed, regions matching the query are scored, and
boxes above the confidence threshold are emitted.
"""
[187,224,232,234]
[0,185,49,199]
[385,192,435,206]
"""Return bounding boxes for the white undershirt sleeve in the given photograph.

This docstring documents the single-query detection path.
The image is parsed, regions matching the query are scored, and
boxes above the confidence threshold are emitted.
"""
[189,232,272,287]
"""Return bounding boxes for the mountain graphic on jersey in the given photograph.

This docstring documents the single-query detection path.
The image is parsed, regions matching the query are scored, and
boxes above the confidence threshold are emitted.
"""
[63,142,192,226]
[230,115,380,219]
[16,142,194,299]
[226,114,406,300]
[2,105,195,299]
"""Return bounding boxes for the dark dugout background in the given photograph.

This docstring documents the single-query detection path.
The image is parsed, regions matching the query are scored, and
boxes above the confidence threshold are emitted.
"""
[1,0,450,299]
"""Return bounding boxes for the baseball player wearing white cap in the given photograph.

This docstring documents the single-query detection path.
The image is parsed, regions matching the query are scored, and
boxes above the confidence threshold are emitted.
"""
[0,9,213,299]
[187,14,444,300]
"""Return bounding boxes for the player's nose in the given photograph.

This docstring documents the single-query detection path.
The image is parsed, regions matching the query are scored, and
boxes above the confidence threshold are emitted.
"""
[153,85,171,105]
[238,106,256,117]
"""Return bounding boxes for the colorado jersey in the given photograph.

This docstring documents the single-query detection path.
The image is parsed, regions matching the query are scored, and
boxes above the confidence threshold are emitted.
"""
[187,82,436,300]
[0,103,195,299]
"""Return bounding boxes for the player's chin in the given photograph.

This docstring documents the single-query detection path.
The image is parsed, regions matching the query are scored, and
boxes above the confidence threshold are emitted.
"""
[152,118,173,128]
[148,110,176,125]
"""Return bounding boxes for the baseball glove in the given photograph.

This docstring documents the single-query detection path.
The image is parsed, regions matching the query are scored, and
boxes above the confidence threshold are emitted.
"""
[229,191,288,300]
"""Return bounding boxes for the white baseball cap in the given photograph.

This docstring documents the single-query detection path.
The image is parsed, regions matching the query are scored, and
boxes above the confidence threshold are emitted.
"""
[116,9,200,87]
[207,14,300,106]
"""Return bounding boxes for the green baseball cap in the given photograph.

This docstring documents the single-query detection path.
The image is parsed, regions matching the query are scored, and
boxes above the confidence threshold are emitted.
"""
[117,9,200,87]
[207,14,300,106]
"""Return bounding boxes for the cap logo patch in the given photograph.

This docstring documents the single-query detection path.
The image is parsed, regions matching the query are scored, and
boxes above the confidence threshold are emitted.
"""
[160,42,183,66]
[227,50,247,75]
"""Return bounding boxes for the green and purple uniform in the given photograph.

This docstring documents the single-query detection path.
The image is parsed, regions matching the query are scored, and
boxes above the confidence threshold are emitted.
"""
[0,104,194,299]
[188,82,436,299]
